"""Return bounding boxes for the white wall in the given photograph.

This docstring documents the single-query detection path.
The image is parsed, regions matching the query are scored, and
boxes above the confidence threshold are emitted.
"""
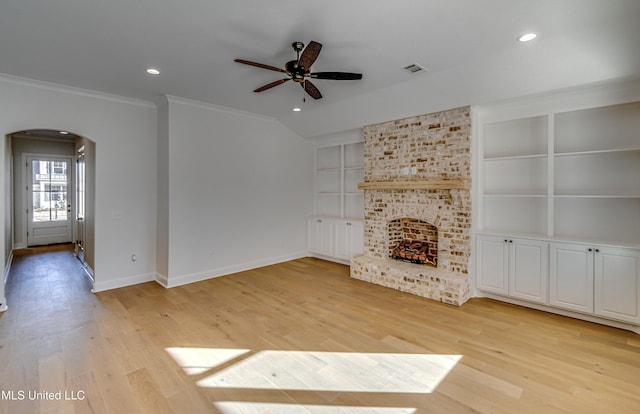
[0,75,158,293]
[160,97,314,287]
[156,100,170,280]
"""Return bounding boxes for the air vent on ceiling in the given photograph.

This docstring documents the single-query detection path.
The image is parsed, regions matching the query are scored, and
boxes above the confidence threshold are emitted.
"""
[403,63,427,75]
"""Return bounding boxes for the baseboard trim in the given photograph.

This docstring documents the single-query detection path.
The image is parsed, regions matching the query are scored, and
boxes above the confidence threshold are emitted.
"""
[92,272,156,293]
[4,251,13,285]
[155,272,169,288]
[164,251,308,288]
[476,291,640,335]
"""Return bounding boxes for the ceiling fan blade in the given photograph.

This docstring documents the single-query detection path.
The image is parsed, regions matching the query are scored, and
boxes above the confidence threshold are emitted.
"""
[254,78,290,93]
[298,41,322,70]
[302,80,322,100]
[234,59,287,74]
[310,72,363,80]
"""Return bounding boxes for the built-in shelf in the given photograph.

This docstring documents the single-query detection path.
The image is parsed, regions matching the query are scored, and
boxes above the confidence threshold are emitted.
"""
[358,179,469,190]
[315,142,364,219]
[484,153,548,161]
[484,193,546,198]
[478,99,640,248]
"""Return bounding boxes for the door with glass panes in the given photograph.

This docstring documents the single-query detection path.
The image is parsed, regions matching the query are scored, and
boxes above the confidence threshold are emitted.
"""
[27,156,73,246]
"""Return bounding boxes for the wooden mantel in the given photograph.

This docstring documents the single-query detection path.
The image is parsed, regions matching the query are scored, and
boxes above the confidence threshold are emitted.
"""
[357,179,469,191]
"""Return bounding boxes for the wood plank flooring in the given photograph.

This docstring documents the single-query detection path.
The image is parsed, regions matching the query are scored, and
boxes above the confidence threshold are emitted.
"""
[1,251,639,413]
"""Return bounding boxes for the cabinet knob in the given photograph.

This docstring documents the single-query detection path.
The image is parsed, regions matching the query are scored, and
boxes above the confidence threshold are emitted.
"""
[509,240,513,243]
[588,248,592,252]
[346,222,352,226]
[317,219,322,223]
[595,249,600,253]
[504,239,508,243]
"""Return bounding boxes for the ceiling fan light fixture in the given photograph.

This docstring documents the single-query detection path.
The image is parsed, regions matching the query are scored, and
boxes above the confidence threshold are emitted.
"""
[292,107,302,112]
[517,32,537,42]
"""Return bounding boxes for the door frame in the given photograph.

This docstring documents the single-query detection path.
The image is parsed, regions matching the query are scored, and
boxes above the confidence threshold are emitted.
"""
[22,153,75,247]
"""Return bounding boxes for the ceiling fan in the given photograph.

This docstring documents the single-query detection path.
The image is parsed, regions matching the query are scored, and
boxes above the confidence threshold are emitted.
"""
[234,41,363,100]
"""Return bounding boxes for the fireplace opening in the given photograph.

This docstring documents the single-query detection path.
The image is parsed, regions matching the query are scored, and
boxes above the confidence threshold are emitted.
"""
[388,218,438,266]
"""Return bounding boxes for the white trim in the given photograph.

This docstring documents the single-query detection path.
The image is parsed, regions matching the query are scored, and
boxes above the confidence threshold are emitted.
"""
[474,78,640,124]
[0,73,156,108]
[4,250,13,285]
[155,272,169,288]
[92,272,155,292]
[163,251,308,288]
[81,261,95,286]
[164,95,276,123]
[476,291,640,335]
[310,129,364,147]
[1,252,11,312]
[307,253,351,266]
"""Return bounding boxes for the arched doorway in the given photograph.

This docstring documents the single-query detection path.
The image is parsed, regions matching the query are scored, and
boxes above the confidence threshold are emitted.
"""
[8,129,96,283]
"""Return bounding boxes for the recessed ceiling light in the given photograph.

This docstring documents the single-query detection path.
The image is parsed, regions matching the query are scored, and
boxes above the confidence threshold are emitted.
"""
[293,107,302,112]
[146,68,160,75]
[59,131,69,135]
[517,33,537,42]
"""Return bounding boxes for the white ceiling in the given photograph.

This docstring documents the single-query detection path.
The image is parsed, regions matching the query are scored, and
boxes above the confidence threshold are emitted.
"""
[1,0,639,139]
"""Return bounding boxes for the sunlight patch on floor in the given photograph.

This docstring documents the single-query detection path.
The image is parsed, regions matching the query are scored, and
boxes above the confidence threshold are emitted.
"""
[165,347,250,375]
[213,402,417,414]
[166,347,461,394]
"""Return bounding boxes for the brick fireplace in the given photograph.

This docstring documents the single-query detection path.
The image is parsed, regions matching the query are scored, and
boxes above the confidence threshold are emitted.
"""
[350,106,472,306]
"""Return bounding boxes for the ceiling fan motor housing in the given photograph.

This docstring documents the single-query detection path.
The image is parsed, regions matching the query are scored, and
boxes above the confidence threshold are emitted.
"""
[285,60,308,82]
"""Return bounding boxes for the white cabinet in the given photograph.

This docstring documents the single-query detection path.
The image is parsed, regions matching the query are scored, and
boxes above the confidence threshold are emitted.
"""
[549,243,594,313]
[311,141,364,263]
[307,218,334,257]
[476,236,509,295]
[475,87,640,330]
[334,219,364,261]
[550,243,640,324]
[477,235,548,304]
[595,247,640,324]
[308,217,364,262]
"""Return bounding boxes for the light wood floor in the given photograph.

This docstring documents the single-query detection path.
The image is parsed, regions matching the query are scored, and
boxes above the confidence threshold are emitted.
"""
[1,252,640,413]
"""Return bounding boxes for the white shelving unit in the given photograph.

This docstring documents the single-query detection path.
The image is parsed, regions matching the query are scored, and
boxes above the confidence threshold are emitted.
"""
[475,89,640,332]
[314,142,364,219]
[480,115,549,238]
[309,142,365,263]
[478,101,640,246]
[552,102,640,246]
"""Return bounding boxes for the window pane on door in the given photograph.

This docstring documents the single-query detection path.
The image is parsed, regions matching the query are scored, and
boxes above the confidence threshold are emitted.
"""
[31,159,68,222]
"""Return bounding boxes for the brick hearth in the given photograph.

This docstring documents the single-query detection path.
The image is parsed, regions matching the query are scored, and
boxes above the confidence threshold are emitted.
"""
[350,106,472,306]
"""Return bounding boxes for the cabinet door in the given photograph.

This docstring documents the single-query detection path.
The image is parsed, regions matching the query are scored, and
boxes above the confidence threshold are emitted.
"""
[509,239,548,304]
[594,247,640,324]
[334,220,364,260]
[308,218,334,256]
[549,243,594,313]
[476,236,509,295]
